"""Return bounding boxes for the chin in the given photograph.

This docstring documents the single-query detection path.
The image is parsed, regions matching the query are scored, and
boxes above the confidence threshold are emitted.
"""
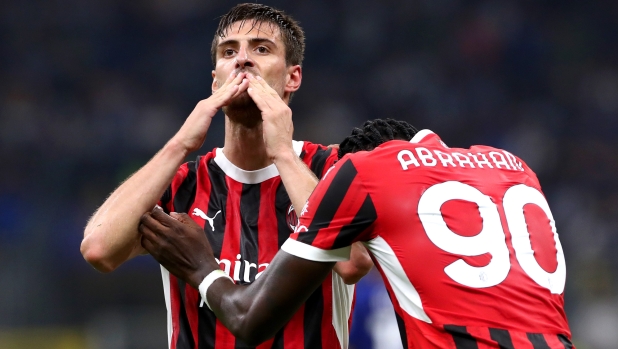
[223,96,262,128]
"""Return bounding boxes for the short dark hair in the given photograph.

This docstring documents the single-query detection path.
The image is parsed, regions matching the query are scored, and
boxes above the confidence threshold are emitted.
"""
[211,3,305,68]
[338,119,419,159]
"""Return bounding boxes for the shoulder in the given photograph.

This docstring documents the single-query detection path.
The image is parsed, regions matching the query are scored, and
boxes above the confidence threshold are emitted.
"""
[173,149,217,178]
[297,140,334,154]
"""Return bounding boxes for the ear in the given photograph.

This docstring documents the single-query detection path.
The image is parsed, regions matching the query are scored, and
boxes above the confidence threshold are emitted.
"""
[211,70,218,93]
[284,65,302,94]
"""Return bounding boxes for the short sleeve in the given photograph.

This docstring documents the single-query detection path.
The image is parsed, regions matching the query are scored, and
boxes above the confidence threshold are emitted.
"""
[300,142,339,179]
[282,157,377,262]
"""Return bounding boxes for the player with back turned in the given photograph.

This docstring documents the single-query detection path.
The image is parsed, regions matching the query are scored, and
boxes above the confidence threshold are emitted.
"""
[140,119,575,348]
[81,3,372,349]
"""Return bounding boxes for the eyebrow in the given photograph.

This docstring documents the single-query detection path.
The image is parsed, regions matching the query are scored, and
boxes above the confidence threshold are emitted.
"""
[217,37,278,49]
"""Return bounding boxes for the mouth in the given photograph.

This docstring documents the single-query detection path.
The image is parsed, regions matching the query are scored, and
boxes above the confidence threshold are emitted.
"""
[234,68,260,78]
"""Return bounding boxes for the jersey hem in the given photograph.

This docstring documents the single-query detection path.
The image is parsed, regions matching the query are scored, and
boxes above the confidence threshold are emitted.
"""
[281,238,351,261]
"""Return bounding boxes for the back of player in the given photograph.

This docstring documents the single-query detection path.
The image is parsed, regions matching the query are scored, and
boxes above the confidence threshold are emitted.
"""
[359,130,572,348]
[289,129,574,348]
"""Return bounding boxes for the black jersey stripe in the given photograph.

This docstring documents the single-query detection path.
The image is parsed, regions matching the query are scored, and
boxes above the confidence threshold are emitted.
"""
[176,280,196,349]
[395,312,409,349]
[489,328,514,349]
[331,194,377,249]
[237,183,261,286]
[197,158,225,349]
[270,328,284,349]
[205,159,228,260]
[557,334,573,349]
[300,159,358,246]
[444,325,479,349]
[527,333,551,349]
[170,161,199,349]
[160,187,173,213]
[310,146,334,178]
[173,161,198,213]
[303,284,324,349]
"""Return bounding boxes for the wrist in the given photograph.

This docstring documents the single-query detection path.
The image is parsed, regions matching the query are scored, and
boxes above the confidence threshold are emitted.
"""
[271,147,297,165]
[198,269,234,310]
[187,259,221,289]
[165,137,191,158]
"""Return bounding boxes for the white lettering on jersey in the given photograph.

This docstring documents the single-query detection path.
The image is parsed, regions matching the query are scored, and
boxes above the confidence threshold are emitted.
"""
[192,208,221,231]
[415,147,437,166]
[452,152,475,168]
[397,150,420,170]
[433,150,456,167]
[468,152,494,168]
[199,256,269,307]
[418,181,510,288]
[417,181,566,293]
[503,151,524,171]
[503,184,566,294]
[395,148,523,172]
[489,152,511,170]
[215,256,269,284]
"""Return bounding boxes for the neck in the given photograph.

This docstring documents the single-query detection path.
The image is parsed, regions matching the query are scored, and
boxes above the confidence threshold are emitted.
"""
[222,116,271,171]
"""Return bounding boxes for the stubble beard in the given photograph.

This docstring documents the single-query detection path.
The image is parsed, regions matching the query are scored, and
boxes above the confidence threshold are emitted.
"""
[223,91,262,129]
[222,77,285,129]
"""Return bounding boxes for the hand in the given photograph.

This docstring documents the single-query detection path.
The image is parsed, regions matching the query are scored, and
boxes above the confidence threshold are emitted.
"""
[173,71,250,153]
[246,73,295,162]
[139,207,219,288]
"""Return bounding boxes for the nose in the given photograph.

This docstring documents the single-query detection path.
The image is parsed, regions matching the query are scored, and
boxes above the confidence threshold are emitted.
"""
[235,46,255,69]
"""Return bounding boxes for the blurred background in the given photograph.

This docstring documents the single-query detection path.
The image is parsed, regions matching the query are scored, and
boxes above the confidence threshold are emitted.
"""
[1,0,617,348]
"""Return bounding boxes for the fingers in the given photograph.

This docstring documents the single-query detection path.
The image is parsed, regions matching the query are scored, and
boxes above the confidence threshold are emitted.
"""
[246,74,278,111]
[213,71,248,105]
[150,206,184,227]
[139,215,162,255]
[230,77,250,99]
[140,228,156,252]
[170,212,203,229]
[140,212,167,233]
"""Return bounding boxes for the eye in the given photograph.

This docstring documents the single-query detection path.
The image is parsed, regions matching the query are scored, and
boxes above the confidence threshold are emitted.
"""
[223,49,235,57]
[256,46,269,54]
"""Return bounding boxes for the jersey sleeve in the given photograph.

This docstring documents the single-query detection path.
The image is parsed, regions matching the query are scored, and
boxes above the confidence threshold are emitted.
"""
[282,157,377,262]
[300,142,339,179]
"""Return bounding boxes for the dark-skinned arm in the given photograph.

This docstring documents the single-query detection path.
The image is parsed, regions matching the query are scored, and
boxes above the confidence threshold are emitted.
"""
[139,208,335,345]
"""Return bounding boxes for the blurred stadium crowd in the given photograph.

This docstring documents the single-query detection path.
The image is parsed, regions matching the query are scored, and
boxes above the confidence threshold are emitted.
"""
[1,0,617,348]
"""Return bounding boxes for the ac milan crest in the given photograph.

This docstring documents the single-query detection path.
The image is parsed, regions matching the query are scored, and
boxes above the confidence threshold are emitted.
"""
[286,204,299,231]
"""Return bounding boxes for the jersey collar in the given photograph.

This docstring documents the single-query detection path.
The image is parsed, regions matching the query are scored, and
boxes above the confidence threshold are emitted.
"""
[214,140,304,184]
[410,129,448,148]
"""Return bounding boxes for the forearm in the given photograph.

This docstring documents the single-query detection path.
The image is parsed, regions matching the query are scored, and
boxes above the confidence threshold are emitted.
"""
[204,253,334,345]
[81,139,188,272]
[272,149,318,216]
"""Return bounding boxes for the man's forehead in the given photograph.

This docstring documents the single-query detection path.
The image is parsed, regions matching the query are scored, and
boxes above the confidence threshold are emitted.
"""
[218,20,282,41]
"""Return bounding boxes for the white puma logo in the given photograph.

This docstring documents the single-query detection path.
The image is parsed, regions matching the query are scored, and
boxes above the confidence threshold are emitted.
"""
[192,208,221,232]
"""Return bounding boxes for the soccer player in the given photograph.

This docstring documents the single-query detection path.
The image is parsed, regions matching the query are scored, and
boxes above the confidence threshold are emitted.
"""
[81,3,372,349]
[139,119,575,348]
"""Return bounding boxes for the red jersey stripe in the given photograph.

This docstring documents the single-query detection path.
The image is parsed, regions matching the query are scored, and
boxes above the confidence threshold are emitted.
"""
[170,273,181,349]
[284,304,305,349]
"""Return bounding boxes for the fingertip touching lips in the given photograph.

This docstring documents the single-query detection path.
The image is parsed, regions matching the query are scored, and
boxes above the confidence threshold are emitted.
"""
[234,68,260,77]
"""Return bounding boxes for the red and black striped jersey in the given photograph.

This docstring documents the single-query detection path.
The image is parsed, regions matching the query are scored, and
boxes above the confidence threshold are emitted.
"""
[158,141,353,349]
[284,131,574,349]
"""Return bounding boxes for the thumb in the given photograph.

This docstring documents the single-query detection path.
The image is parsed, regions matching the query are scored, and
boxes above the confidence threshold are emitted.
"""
[170,212,198,227]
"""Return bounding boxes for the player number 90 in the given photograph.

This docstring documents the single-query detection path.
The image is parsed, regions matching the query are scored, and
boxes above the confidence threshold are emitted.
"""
[418,181,566,294]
